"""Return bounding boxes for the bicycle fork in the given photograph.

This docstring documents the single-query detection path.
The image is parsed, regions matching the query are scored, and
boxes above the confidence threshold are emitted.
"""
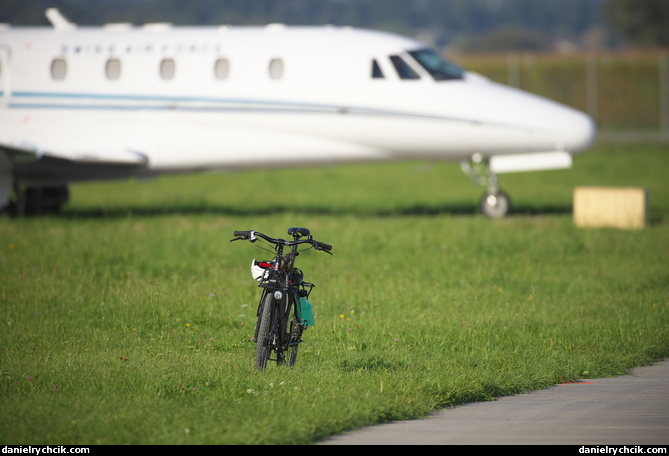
[255,290,290,348]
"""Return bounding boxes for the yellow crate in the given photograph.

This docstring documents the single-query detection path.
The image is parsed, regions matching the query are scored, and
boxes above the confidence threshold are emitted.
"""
[573,187,647,230]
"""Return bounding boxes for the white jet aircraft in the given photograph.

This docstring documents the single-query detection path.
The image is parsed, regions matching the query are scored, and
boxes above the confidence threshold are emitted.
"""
[0,8,595,217]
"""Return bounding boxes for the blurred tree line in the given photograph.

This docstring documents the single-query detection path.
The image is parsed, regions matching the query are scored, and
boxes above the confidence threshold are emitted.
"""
[0,0,667,52]
[602,0,669,48]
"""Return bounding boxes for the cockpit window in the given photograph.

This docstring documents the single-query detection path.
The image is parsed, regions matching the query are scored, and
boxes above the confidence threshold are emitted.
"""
[390,55,420,80]
[371,59,384,79]
[408,48,464,81]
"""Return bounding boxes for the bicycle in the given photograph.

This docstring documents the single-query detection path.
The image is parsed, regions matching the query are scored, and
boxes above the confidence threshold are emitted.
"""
[231,227,332,369]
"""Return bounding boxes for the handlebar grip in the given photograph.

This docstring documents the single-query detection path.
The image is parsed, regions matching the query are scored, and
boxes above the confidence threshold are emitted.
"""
[234,231,252,237]
[315,241,332,251]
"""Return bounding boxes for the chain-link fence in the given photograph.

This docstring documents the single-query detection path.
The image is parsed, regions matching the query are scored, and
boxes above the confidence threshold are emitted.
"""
[455,50,669,141]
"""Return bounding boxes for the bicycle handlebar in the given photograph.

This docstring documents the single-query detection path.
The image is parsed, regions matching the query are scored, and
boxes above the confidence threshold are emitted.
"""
[231,229,333,253]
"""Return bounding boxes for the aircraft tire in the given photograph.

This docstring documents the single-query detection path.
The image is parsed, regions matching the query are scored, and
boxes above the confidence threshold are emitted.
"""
[480,191,511,218]
[22,186,69,215]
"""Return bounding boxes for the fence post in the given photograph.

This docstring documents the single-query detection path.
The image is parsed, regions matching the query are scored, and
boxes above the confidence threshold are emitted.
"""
[661,52,669,140]
[507,52,519,87]
[587,53,598,124]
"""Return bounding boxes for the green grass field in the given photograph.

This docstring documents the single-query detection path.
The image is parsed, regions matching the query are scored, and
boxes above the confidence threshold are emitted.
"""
[1,141,668,444]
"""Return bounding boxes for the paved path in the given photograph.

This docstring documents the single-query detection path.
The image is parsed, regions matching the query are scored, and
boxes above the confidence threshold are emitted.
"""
[320,359,669,445]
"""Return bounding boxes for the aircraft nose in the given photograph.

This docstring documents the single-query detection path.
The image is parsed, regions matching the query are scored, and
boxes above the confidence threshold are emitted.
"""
[507,86,598,153]
[463,78,598,154]
[552,106,597,153]
[506,93,598,154]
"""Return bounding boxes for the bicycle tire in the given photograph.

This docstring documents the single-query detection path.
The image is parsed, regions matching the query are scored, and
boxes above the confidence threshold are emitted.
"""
[254,293,274,370]
[286,318,303,367]
[275,295,290,365]
[287,344,299,367]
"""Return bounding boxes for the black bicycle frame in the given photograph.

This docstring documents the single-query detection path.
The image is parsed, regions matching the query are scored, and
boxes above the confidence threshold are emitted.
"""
[231,228,330,367]
[253,244,304,355]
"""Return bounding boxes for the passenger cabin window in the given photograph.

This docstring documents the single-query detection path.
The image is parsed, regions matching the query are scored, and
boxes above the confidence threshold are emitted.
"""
[160,58,176,80]
[214,58,230,79]
[390,55,420,80]
[371,59,384,79]
[105,58,121,80]
[51,58,67,80]
[408,49,464,81]
[269,58,283,80]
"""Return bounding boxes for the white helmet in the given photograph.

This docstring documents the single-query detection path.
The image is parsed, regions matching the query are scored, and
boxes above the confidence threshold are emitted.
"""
[250,259,272,282]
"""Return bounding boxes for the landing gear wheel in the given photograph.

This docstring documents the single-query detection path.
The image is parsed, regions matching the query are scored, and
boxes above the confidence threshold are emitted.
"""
[13,185,70,215]
[462,156,512,219]
[480,191,511,219]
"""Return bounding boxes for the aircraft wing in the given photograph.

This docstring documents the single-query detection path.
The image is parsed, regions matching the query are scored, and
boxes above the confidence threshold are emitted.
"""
[1,141,149,185]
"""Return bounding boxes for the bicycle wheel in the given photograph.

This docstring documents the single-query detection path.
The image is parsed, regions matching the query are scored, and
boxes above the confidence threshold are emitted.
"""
[275,296,291,365]
[287,344,299,367]
[286,319,303,367]
[254,293,274,370]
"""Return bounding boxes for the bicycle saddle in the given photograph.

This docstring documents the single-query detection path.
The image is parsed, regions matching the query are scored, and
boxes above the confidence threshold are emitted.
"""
[288,227,310,238]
